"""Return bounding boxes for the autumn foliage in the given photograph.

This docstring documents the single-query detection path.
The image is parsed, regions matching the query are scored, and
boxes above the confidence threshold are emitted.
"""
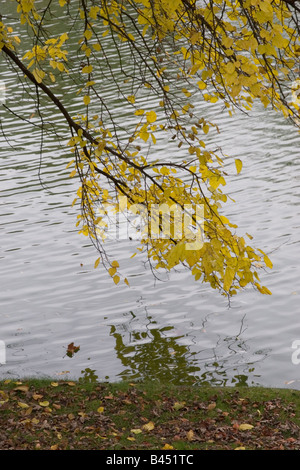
[1,0,299,297]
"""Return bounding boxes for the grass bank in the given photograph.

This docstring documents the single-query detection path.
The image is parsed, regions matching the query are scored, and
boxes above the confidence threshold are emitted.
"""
[1,378,300,450]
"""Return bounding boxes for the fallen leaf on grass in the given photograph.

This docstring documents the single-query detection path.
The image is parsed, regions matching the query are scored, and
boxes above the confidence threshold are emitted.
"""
[131,428,142,435]
[39,401,50,407]
[33,394,43,401]
[207,402,216,411]
[239,423,254,431]
[173,401,186,411]
[14,385,29,392]
[143,421,155,432]
[162,444,174,450]
[18,402,29,409]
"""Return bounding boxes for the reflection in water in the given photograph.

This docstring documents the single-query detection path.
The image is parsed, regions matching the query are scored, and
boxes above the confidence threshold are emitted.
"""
[109,308,265,387]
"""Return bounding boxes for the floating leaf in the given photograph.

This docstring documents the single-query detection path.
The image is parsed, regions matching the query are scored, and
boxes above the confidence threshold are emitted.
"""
[66,343,80,358]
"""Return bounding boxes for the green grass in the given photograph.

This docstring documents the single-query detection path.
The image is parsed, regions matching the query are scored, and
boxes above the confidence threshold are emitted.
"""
[1,378,300,450]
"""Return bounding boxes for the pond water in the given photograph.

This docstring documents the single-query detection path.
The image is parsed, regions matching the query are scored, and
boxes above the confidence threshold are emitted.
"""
[0,4,299,388]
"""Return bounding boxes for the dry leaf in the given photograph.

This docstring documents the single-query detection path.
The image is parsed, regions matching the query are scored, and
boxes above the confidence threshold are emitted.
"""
[33,393,43,401]
[173,401,186,411]
[143,421,155,432]
[39,401,50,407]
[131,428,142,435]
[18,402,29,409]
[162,444,174,450]
[14,385,29,392]
[239,423,254,431]
[187,429,195,441]
[207,402,216,411]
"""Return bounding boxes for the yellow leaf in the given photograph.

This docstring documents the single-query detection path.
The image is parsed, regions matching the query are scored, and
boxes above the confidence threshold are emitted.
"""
[235,446,246,450]
[111,260,119,268]
[83,95,90,105]
[33,68,45,83]
[131,428,142,434]
[113,275,120,285]
[97,406,104,413]
[235,158,243,174]
[14,385,29,392]
[173,401,186,411]
[124,278,130,286]
[51,382,59,387]
[82,65,93,74]
[223,266,235,292]
[239,423,254,431]
[84,30,93,40]
[264,255,273,269]
[143,421,155,432]
[33,393,43,401]
[18,402,29,409]
[187,429,195,441]
[146,110,157,123]
[39,401,50,407]
[94,257,100,269]
[93,43,101,52]
[162,444,174,450]
[108,267,117,277]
